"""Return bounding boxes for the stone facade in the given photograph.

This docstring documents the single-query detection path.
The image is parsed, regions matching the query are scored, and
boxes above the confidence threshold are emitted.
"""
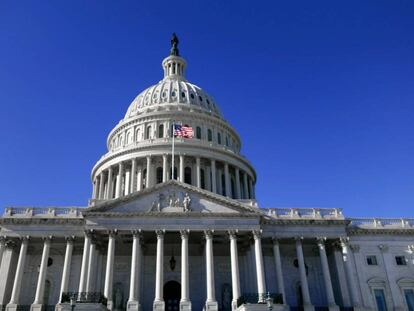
[0,36,413,311]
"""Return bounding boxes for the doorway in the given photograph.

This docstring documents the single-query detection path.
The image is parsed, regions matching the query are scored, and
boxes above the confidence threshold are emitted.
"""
[164,280,181,311]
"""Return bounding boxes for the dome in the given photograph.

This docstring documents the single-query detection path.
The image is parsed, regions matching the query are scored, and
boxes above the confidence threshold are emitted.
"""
[124,79,222,120]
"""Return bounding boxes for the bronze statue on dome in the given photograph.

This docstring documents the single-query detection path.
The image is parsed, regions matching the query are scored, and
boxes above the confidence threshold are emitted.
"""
[170,33,180,56]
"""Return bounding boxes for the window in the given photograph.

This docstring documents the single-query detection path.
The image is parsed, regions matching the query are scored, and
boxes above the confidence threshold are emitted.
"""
[217,132,222,144]
[200,169,205,189]
[374,289,387,311]
[196,126,202,139]
[156,167,163,184]
[207,129,212,141]
[404,289,414,311]
[225,136,229,147]
[146,126,152,139]
[367,255,378,265]
[184,167,192,184]
[158,124,164,138]
[396,256,407,266]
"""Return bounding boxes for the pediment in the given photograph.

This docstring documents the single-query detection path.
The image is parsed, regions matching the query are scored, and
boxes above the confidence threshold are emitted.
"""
[84,181,259,217]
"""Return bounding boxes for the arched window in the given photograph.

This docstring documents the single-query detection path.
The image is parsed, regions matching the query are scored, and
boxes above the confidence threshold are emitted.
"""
[146,126,152,139]
[158,124,164,138]
[156,167,163,184]
[200,169,205,189]
[126,132,131,145]
[196,126,202,139]
[207,129,212,141]
[135,128,141,142]
[217,132,222,145]
[184,167,192,184]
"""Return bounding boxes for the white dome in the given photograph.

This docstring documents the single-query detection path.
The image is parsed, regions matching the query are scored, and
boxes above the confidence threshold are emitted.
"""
[124,79,222,120]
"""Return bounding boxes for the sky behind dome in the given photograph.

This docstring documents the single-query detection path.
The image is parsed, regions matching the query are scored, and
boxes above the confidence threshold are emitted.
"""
[0,1,413,217]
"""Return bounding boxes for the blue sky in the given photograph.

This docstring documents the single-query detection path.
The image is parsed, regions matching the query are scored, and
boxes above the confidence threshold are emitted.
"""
[0,1,413,217]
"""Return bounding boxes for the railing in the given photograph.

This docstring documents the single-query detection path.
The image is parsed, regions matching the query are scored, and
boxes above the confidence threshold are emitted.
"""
[3,207,82,218]
[349,218,414,229]
[261,208,344,220]
[236,293,283,307]
[61,292,107,305]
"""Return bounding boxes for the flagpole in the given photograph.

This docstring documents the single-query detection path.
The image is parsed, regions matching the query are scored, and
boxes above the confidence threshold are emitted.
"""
[172,121,175,180]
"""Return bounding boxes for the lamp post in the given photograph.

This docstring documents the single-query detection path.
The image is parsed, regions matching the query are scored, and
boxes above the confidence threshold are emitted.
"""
[266,292,273,311]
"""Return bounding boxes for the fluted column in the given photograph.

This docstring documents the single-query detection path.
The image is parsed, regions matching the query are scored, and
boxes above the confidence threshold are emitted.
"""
[107,166,113,199]
[31,237,52,309]
[131,158,137,193]
[78,232,91,293]
[272,238,286,304]
[224,163,231,197]
[137,166,142,191]
[162,154,168,183]
[180,230,191,311]
[235,168,241,199]
[317,238,339,311]
[146,156,152,188]
[204,230,218,310]
[229,231,241,310]
[127,231,142,311]
[99,173,105,199]
[179,155,184,182]
[86,241,96,293]
[59,237,74,302]
[295,237,313,310]
[253,230,266,301]
[7,237,29,306]
[194,157,201,188]
[104,231,117,310]
[340,238,363,310]
[211,160,217,193]
[153,230,165,311]
[115,162,124,198]
[243,173,248,199]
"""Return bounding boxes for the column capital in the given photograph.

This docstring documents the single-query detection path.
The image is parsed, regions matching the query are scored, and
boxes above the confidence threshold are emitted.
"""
[204,230,214,239]
[252,229,262,240]
[294,236,304,242]
[228,230,238,240]
[65,236,75,243]
[180,229,190,239]
[20,235,30,242]
[272,236,281,245]
[131,229,143,239]
[107,229,118,237]
[316,237,327,247]
[42,236,53,243]
[155,229,165,239]
[339,236,349,247]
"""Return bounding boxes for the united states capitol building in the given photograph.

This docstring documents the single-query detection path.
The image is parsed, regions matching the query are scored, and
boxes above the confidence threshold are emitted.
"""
[0,36,413,311]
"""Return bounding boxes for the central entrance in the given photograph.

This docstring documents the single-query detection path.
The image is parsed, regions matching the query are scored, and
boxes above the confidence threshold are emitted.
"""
[164,280,181,311]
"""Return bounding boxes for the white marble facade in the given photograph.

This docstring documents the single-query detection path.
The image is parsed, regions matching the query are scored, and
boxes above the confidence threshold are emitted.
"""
[0,36,413,311]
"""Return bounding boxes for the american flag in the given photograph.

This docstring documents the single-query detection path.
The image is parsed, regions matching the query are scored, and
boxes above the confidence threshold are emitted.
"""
[174,124,194,138]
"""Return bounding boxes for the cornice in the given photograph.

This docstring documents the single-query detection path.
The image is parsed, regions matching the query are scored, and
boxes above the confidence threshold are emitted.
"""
[347,228,414,235]
[81,211,260,218]
[0,218,85,225]
[260,218,349,226]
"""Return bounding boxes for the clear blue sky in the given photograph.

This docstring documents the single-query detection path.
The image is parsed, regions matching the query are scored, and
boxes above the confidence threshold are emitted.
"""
[0,1,413,217]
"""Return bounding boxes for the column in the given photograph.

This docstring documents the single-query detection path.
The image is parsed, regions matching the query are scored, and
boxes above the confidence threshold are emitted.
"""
[162,154,168,183]
[131,158,137,193]
[0,237,5,268]
[211,160,217,193]
[107,166,113,199]
[125,169,131,196]
[59,237,74,302]
[224,163,231,198]
[196,157,201,188]
[204,230,218,310]
[248,178,254,200]
[86,241,96,293]
[340,238,363,310]
[235,168,241,199]
[295,237,313,311]
[137,165,143,191]
[243,173,248,199]
[99,173,105,199]
[272,238,286,304]
[92,178,98,199]
[332,243,351,307]
[317,238,339,311]
[78,232,91,294]
[146,156,152,188]
[179,155,184,182]
[7,237,29,307]
[31,237,52,310]
[180,230,191,310]
[153,230,165,311]
[229,231,241,310]
[127,231,142,311]
[115,162,124,198]
[104,231,116,310]
[252,230,266,301]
